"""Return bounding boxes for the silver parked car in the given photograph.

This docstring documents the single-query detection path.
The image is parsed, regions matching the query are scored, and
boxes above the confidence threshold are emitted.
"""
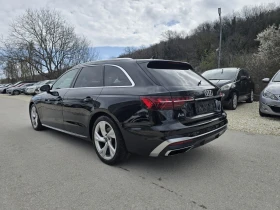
[34,80,56,94]
[259,70,280,117]
[25,80,54,95]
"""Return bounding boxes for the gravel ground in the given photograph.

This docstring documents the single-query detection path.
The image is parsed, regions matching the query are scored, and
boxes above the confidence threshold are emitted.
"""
[226,102,280,136]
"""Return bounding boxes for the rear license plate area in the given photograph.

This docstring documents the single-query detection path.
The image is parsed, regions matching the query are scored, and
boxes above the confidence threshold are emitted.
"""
[195,100,216,115]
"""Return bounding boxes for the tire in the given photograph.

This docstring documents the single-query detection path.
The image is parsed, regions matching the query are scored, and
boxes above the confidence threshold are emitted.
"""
[14,90,20,95]
[246,89,254,103]
[92,116,128,165]
[228,92,238,110]
[29,104,44,131]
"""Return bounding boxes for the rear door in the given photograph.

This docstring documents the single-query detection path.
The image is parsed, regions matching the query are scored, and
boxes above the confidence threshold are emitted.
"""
[243,70,252,95]
[238,69,247,97]
[138,61,222,124]
[98,64,140,122]
[63,65,104,137]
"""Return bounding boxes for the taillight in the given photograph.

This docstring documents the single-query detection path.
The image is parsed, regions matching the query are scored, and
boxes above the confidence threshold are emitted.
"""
[140,96,194,110]
[140,96,173,110]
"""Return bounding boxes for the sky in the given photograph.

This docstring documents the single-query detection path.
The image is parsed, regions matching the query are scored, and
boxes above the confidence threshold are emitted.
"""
[0,0,278,60]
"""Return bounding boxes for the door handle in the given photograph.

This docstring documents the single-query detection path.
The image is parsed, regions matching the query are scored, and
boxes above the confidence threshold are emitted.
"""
[83,96,93,102]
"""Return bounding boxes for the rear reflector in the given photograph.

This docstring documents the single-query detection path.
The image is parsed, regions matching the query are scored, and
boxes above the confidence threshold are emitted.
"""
[169,139,193,146]
[140,96,194,110]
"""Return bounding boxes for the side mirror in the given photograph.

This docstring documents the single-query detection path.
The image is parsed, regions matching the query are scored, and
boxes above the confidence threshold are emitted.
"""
[262,78,270,83]
[241,76,247,81]
[50,91,59,96]
[40,84,51,93]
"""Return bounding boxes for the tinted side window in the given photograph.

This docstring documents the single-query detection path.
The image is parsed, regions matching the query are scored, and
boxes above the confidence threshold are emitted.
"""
[237,70,243,80]
[243,70,249,78]
[74,66,103,88]
[104,65,132,86]
[52,69,79,90]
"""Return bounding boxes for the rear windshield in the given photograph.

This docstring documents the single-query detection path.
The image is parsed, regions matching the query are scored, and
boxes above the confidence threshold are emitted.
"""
[145,61,210,87]
[273,71,280,82]
[202,69,238,80]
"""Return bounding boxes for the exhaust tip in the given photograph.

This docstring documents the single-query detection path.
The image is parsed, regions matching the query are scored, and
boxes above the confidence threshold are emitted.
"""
[165,146,193,156]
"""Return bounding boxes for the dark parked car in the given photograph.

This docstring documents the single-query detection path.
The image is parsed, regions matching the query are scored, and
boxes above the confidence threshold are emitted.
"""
[202,68,254,110]
[259,70,280,117]
[29,59,228,165]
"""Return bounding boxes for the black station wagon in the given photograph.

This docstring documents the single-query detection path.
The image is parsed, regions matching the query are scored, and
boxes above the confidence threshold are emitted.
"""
[29,59,228,165]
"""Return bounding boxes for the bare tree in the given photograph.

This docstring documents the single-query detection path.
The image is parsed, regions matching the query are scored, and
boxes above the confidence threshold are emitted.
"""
[123,47,137,55]
[1,8,98,79]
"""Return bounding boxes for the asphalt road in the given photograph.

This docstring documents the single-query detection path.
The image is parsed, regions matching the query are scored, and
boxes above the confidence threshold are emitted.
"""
[0,95,279,210]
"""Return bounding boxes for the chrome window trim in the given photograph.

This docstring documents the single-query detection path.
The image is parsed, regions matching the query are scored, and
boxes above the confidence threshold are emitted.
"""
[104,64,135,87]
[58,64,135,90]
[149,124,227,157]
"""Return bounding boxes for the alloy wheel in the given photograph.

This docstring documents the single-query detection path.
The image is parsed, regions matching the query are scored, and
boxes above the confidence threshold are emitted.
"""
[94,121,117,160]
[31,106,38,128]
[233,94,238,109]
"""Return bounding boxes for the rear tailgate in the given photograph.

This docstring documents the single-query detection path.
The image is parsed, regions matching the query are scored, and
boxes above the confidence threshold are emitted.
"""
[137,60,223,124]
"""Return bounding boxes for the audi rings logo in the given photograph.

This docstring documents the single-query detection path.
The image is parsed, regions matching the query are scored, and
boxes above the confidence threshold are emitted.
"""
[204,89,213,97]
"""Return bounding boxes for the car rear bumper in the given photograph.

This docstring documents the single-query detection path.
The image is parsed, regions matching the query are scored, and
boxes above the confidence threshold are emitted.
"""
[122,113,228,156]
[150,123,227,156]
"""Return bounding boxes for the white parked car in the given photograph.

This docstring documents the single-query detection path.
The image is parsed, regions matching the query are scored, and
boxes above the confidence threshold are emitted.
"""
[25,80,55,95]
[34,80,56,94]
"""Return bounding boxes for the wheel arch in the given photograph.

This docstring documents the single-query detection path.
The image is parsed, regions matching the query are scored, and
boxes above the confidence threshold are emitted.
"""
[229,89,239,98]
[29,102,34,112]
[88,110,125,143]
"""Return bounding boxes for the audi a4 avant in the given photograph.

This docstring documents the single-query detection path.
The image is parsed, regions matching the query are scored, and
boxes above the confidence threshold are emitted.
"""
[29,59,228,165]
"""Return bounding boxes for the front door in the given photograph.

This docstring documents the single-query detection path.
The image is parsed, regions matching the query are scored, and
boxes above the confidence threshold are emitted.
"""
[63,65,104,137]
[40,89,69,129]
[236,70,246,98]
[39,68,80,130]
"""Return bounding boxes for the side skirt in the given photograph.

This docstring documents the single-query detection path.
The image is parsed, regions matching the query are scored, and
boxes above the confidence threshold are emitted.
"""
[42,124,88,139]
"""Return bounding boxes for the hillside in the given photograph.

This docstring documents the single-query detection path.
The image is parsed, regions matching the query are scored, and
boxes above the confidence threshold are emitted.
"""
[120,4,280,69]
[119,4,280,95]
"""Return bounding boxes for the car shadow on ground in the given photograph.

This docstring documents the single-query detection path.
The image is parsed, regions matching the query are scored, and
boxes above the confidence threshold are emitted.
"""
[36,127,227,172]
[120,145,226,171]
